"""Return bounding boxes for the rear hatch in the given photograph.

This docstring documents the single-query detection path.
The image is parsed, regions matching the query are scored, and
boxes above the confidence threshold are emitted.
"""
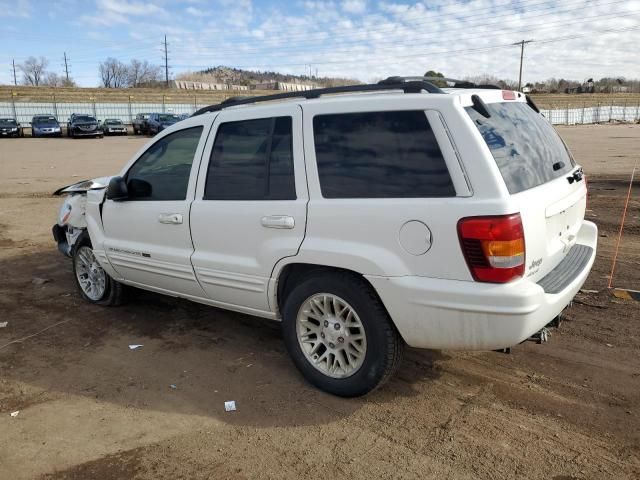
[465,98,586,283]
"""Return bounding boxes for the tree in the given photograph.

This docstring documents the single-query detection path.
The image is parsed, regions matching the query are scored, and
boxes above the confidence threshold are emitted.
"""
[99,57,129,88]
[42,72,61,87]
[127,59,162,87]
[61,77,77,87]
[18,56,49,86]
[423,70,447,87]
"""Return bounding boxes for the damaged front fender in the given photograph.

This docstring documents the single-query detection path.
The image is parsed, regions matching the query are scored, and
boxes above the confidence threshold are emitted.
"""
[53,176,113,257]
[53,176,113,196]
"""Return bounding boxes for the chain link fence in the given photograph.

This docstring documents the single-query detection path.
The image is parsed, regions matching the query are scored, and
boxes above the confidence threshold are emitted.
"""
[540,103,640,125]
[1,100,640,127]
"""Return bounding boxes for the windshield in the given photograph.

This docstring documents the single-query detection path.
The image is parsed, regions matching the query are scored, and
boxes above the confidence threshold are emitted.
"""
[0,119,17,126]
[105,119,122,125]
[75,116,97,123]
[465,102,575,194]
[33,116,57,125]
[158,114,179,122]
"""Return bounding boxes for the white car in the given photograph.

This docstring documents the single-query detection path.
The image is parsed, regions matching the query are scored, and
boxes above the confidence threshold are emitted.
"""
[52,77,597,397]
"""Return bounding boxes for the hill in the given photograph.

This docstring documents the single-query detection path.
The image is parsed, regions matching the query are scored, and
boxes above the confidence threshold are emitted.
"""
[176,66,359,88]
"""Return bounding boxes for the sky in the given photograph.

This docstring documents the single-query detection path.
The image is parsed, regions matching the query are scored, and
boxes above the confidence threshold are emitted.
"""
[1,0,639,87]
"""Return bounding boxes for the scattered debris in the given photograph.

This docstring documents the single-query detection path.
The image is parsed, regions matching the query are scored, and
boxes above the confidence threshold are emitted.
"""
[31,277,51,286]
[606,343,614,348]
[10,411,19,417]
[580,289,599,294]
[612,288,640,302]
[224,401,237,412]
[170,384,177,389]
[128,344,144,350]
[0,322,7,328]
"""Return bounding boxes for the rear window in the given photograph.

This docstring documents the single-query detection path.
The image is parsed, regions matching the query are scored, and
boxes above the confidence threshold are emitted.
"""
[465,102,575,194]
[313,111,455,198]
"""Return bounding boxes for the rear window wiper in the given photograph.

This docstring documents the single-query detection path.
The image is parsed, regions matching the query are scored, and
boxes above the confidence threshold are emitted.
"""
[526,95,540,113]
[471,94,491,118]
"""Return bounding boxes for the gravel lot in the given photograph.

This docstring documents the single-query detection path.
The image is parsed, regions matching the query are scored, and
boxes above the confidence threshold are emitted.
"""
[0,125,639,479]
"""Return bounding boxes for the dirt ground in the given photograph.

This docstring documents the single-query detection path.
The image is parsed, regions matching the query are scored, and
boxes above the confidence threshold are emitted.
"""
[0,125,638,480]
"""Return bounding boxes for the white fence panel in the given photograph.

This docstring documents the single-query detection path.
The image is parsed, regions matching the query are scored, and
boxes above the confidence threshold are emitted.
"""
[2,101,639,127]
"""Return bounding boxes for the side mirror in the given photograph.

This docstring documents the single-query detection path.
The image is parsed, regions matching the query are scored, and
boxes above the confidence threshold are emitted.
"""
[127,178,152,198]
[106,176,129,201]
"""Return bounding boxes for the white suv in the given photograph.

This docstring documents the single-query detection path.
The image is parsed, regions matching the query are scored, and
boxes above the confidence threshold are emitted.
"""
[53,78,597,397]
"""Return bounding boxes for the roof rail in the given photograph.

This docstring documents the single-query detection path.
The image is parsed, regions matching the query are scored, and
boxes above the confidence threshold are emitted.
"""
[379,76,501,90]
[192,80,444,116]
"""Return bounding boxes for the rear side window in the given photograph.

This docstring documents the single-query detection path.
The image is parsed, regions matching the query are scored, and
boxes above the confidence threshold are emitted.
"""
[204,116,295,200]
[313,111,455,198]
[465,102,575,194]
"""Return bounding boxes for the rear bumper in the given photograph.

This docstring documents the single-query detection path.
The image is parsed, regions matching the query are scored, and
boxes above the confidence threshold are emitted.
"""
[367,220,598,350]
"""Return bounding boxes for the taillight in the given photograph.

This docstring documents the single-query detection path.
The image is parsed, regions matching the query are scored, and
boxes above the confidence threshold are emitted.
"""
[502,90,516,100]
[457,214,525,283]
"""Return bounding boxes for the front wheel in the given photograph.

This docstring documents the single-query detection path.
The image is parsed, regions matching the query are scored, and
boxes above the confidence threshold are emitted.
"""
[282,272,403,397]
[72,243,124,306]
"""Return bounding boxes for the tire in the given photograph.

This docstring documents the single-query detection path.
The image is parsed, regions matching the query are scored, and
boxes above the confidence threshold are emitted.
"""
[72,239,124,306]
[281,271,404,397]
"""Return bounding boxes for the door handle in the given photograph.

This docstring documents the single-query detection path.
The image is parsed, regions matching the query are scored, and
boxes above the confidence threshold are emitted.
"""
[261,215,295,229]
[158,213,183,224]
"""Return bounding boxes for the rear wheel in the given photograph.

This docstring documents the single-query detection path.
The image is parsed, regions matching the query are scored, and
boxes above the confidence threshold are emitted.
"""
[281,272,403,397]
[72,242,123,306]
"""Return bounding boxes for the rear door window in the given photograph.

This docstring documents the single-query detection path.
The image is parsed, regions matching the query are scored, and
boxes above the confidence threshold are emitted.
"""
[465,102,575,194]
[204,116,296,200]
[312,111,455,198]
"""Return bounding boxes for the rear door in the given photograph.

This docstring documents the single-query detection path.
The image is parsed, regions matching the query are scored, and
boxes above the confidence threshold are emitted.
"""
[465,99,586,281]
[190,104,307,314]
[102,119,211,297]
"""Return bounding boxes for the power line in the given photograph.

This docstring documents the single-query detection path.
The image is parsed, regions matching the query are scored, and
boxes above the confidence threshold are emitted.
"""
[169,23,640,70]
[168,7,639,62]
[513,40,534,90]
[170,0,631,54]
[63,52,70,82]
[163,34,169,87]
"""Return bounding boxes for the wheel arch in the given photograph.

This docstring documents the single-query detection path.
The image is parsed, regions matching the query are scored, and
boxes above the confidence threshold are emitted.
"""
[274,262,391,321]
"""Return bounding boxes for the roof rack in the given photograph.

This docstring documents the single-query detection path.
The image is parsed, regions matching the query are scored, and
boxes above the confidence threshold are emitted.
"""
[192,79,444,116]
[379,76,501,90]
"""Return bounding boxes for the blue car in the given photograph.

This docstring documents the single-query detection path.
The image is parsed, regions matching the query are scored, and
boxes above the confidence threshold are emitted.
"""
[31,115,62,137]
[146,113,181,135]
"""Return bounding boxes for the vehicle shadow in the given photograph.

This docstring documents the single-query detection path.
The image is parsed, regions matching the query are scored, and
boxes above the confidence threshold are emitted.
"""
[0,248,448,428]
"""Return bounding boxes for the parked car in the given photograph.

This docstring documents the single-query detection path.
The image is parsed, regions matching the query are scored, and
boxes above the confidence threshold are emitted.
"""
[52,78,597,397]
[68,114,103,138]
[0,118,23,137]
[102,118,127,136]
[132,113,150,135]
[31,115,61,137]
[146,113,181,135]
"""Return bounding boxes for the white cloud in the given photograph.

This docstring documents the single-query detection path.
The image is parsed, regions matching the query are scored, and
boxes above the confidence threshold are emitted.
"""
[342,0,366,15]
[0,0,31,17]
[80,0,167,26]
[186,6,206,16]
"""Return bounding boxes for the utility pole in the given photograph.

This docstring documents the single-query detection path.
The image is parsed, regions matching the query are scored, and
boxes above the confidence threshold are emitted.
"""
[513,39,533,91]
[63,52,70,82]
[12,59,17,86]
[163,35,169,87]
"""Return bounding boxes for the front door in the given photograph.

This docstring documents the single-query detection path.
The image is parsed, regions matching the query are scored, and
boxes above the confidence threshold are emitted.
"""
[102,122,209,297]
[190,104,307,314]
